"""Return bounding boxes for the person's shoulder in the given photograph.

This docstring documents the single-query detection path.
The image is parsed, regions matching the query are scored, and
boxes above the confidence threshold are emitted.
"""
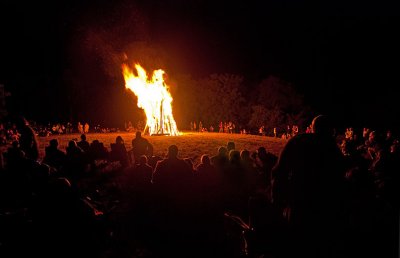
[155,158,166,165]
[282,133,315,151]
[56,149,66,155]
[266,151,278,160]
[210,155,218,161]
[283,133,304,144]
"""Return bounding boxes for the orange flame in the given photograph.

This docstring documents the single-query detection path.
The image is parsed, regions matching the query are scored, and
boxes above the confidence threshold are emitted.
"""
[122,63,179,136]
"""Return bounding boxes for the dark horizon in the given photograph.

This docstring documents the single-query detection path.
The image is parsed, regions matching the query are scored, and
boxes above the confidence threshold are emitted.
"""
[1,0,399,131]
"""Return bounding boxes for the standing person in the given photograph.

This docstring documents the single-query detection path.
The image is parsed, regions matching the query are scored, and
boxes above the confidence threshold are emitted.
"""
[77,122,83,134]
[15,116,39,161]
[271,115,347,257]
[84,123,89,134]
[66,122,72,134]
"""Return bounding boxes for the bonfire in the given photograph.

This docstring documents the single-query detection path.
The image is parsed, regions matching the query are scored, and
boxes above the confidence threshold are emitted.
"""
[122,63,179,136]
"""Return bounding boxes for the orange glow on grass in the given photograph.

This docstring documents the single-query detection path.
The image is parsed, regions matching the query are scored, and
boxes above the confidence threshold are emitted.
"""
[122,63,179,136]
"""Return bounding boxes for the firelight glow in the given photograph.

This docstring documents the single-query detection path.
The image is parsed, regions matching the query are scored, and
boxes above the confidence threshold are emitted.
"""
[122,63,179,136]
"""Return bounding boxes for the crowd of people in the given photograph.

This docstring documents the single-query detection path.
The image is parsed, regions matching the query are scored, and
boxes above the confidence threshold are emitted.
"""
[0,115,399,258]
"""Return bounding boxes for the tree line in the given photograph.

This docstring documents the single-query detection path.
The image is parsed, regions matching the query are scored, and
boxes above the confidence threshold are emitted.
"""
[172,73,313,133]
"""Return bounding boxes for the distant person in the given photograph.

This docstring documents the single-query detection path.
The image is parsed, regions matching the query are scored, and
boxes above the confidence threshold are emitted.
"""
[77,122,83,134]
[131,131,151,165]
[84,123,89,134]
[15,116,39,161]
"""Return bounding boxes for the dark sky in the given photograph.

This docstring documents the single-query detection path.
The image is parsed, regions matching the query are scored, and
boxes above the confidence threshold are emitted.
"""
[0,0,399,130]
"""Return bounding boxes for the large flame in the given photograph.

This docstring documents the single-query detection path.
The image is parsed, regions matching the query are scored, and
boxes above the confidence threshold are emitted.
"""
[122,63,179,136]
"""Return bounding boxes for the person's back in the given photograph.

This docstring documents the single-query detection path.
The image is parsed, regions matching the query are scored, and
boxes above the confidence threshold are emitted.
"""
[271,115,346,257]
[211,146,229,172]
[16,116,39,161]
[77,134,90,153]
[256,146,278,186]
[110,136,129,167]
[135,155,153,186]
[88,140,108,162]
[131,131,150,164]
[65,140,87,180]
[151,145,198,256]
[152,145,192,186]
[43,139,66,171]
[4,140,25,170]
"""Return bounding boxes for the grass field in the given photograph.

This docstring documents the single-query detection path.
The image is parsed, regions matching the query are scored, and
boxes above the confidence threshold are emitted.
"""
[36,131,287,166]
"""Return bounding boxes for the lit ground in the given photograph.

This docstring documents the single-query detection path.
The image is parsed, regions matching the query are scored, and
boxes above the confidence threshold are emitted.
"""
[37,131,287,166]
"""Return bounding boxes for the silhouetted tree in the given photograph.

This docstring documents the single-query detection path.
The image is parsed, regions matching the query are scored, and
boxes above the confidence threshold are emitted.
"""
[249,76,311,132]
[197,73,246,126]
[249,105,285,133]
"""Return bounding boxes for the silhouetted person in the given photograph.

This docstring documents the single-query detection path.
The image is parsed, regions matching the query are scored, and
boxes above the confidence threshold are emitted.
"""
[131,131,151,165]
[77,134,90,153]
[4,140,25,170]
[211,146,229,172]
[222,149,248,218]
[184,158,195,173]
[136,155,153,181]
[43,139,66,171]
[146,143,162,170]
[255,146,278,188]
[87,140,108,169]
[31,177,104,257]
[64,140,86,181]
[109,135,129,168]
[196,154,215,175]
[151,145,195,256]
[152,145,192,186]
[15,116,39,161]
[240,149,262,196]
[227,141,235,153]
[271,114,346,257]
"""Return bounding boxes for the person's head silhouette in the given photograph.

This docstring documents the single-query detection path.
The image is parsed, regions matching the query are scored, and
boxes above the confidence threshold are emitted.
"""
[167,145,178,158]
[311,115,333,137]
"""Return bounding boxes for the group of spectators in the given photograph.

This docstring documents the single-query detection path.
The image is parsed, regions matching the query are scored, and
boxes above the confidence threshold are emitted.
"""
[0,114,399,258]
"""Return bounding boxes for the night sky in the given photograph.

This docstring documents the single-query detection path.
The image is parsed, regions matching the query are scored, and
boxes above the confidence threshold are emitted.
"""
[1,0,399,130]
